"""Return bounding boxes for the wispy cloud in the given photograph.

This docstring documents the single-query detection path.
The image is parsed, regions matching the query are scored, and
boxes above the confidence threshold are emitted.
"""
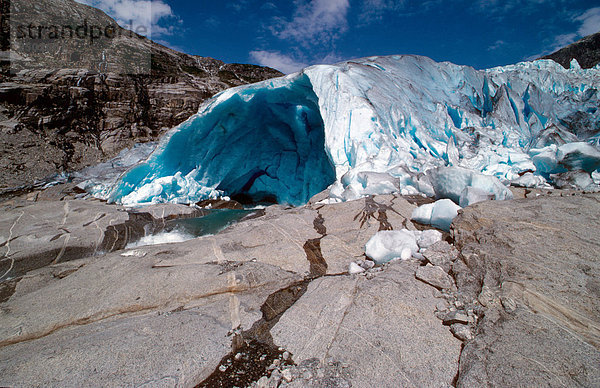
[253,0,351,74]
[358,0,407,24]
[249,50,344,74]
[550,33,578,49]
[575,7,600,36]
[526,6,600,60]
[272,0,350,47]
[487,40,506,51]
[249,50,308,74]
[473,0,563,16]
[227,0,251,13]
[75,0,176,37]
[357,0,446,24]
[358,0,404,22]
[260,2,278,12]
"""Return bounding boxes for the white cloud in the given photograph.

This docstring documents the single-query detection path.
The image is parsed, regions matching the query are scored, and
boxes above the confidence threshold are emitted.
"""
[359,0,404,22]
[525,32,577,60]
[575,7,600,36]
[552,33,577,48]
[249,50,345,74]
[487,40,506,51]
[75,0,175,37]
[544,6,600,53]
[274,0,350,46]
[227,1,250,13]
[249,50,308,74]
[260,2,278,12]
[526,6,600,61]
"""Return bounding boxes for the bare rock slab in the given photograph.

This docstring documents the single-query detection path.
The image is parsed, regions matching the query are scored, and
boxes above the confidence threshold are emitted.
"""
[0,235,299,386]
[451,193,600,386]
[0,298,233,387]
[0,200,130,279]
[416,264,454,290]
[271,260,461,387]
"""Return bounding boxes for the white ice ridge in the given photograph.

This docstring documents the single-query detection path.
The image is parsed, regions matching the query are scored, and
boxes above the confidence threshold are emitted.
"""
[103,55,600,206]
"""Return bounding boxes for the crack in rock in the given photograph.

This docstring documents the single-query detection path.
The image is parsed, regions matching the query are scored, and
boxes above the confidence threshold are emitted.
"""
[304,239,328,279]
[0,283,270,349]
[197,208,334,388]
[313,212,327,236]
[354,196,401,231]
[196,280,309,387]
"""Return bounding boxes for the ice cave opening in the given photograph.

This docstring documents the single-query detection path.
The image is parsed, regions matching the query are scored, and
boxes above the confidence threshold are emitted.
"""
[109,74,336,206]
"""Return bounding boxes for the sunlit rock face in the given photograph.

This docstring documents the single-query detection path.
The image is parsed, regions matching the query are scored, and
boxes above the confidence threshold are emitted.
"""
[105,55,600,206]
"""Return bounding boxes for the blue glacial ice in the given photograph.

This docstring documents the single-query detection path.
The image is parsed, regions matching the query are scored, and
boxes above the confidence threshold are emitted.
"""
[101,55,600,206]
[108,74,336,206]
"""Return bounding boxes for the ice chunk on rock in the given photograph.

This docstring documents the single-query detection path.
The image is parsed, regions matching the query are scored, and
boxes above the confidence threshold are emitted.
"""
[556,142,600,173]
[459,187,494,208]
[531,142,600,175]
[332,170,401,201]
[530,145,563,174]
[411,199,462,232]
[365,230,419,264]
[511,172,548,188]
[427,167,513,207]
[349,262,366,274]
[550,171,595,190]
[416,229,443,249]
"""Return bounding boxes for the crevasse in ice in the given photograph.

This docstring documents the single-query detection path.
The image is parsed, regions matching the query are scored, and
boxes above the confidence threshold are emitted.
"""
[104,55,600,206]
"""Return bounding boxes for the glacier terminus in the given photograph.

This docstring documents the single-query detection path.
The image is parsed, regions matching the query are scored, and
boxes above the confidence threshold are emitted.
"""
[97,55,600,206]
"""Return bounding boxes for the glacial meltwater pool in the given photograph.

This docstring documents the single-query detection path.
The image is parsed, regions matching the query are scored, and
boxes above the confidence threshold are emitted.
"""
[166,209,257,236]
[126,208,259,248]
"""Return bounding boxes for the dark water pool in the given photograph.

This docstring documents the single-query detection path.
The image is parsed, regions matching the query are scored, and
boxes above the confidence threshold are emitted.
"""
[165,208,259,237]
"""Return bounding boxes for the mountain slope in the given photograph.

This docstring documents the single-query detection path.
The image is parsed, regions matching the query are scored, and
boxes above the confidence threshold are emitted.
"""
[0,0,282,194]
[542,31,600,69]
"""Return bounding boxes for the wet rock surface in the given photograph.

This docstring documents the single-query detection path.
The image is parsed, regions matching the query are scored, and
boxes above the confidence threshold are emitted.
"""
[0,190,598,386]
[0,198,206,281]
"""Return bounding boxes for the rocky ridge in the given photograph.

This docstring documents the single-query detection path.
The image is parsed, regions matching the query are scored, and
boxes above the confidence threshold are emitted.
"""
[542,31,600,69]
[0,187,598,387]
[0,0,282,194]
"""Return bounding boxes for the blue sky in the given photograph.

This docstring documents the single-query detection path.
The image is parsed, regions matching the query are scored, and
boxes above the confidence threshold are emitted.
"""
[77,0,600,73]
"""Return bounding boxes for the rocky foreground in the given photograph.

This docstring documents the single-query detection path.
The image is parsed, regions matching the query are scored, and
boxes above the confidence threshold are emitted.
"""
[0,188,599,387]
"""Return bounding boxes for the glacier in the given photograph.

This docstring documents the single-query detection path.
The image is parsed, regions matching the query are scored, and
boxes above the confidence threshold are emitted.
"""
[101,55,600,206]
